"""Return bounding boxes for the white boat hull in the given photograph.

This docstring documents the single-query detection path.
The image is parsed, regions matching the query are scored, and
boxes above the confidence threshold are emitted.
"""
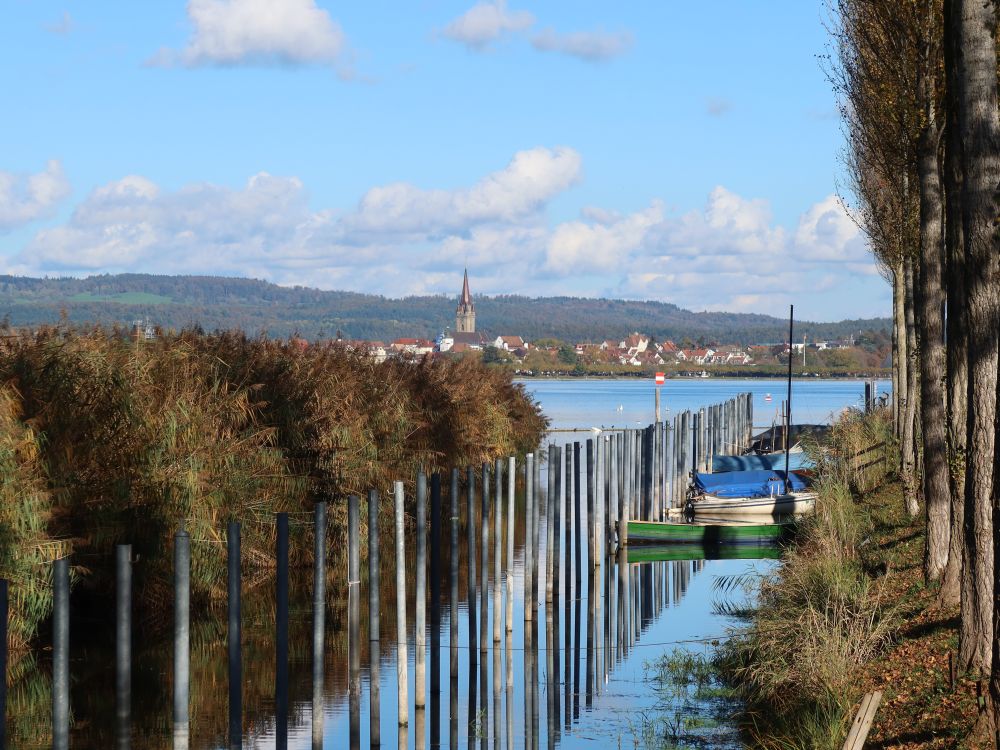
[688,492,817,517]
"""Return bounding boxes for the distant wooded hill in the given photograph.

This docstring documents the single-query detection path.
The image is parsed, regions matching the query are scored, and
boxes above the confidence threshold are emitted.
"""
[0,274,889,345]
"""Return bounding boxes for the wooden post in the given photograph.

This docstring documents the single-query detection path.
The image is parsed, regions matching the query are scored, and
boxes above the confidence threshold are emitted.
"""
[364,493,379,749]
[546,444,556,604]
[53,556,70,750]
[586,439,595,569]
[116,544,132,749]
[174,529,190,749]
[276,513,290,749]
[227,522,241,750]
[480,463,489,654]
[493,458,503,644]
[842,691,883,750]
[415,473,427,709]
[449,469,460,679]
[506,456,515,634]
[573,442,582,593]
[524,453,535,622]
[466,467,477,659]
[347,498,360,749]
[393,481,408,727]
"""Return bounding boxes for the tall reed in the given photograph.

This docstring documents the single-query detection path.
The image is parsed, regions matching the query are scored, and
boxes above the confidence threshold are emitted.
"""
[0,325,547,652]
[718,408,898,749]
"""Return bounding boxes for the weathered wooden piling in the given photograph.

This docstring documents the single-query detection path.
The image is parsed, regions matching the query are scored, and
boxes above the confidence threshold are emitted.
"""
[415,472,427,709]
[586,439,595,568]
[0,580,6,750]
[314,501,328,748]
[480,463,490,654]
[227,522,242,750]
[506,456,515,634]
[174,529,190,749]
[533,448,542,608]
[552,445,563,606]
[449,469,460,679]
[573,442,582,590]
[524,453,535,622]
[116,544,132,750]
[393,481,409,726]
[565,446,574,602]
[365,493,380,748]
[276,513,289,749]
[546,444,556,603]
[348,497,361,750]
[493,458,503,643]
[53,556,70,750]
[466,467,477,659]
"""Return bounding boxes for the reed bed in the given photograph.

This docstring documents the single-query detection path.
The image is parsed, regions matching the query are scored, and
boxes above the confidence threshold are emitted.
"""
[0,325,547,659]
[717,408,898,749]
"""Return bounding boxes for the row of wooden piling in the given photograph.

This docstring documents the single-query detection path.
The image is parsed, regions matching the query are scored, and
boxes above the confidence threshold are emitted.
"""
[25,391,754,749]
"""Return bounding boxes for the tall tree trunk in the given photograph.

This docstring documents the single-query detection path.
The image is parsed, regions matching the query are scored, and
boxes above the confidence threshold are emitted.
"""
[894,261,907,445]
[917,99,949,583]
[938,0,966,608]
[951,0,1000,682]
[903,256,920,517]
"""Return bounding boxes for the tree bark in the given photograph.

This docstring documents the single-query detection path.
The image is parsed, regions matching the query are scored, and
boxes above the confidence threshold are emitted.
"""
[951,0,1000,682]
[903,256,920,517]
[917,91,950,582]
[894,261,907,445]
[938,0,966,608]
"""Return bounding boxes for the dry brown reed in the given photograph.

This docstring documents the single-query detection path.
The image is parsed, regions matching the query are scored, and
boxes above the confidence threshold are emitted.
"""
[0,325,547,655]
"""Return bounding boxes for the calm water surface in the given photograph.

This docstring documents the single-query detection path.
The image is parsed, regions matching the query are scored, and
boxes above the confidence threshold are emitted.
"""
[31,379,883,749]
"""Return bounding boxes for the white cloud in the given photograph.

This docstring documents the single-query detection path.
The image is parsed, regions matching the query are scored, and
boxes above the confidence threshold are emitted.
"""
[339,146,582,238]
[17,156,886,319]
[441,0,534,49]
[546,202,663,275]
[0,161,71,232]
[530,28,633,62]
[151,0,348,69]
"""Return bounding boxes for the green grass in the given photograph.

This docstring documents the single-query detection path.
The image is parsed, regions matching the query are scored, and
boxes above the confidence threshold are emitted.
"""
[68,292,174,304]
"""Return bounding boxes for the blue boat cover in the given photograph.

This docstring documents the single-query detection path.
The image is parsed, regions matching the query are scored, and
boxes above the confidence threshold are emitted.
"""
[693,469,809,498]
[712,451,814,473]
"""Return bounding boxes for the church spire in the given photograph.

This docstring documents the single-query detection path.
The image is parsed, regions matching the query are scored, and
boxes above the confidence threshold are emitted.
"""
[456,268,476,333]
[460,268,472,305]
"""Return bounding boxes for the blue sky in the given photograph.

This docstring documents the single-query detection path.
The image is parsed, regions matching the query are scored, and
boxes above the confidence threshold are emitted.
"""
[1,0,888,322]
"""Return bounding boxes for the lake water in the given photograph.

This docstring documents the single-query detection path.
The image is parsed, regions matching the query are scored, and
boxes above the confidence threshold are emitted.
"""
[20,379,883,749]
[519,377,891,431]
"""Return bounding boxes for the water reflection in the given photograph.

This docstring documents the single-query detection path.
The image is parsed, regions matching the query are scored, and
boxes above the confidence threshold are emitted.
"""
[22,457,773,750]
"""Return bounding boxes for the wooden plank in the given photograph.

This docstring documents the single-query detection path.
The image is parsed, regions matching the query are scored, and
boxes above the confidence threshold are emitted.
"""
[842,690,882,750]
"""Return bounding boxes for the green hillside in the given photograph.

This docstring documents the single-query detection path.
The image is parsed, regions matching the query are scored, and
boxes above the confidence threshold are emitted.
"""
[0,273,890,344]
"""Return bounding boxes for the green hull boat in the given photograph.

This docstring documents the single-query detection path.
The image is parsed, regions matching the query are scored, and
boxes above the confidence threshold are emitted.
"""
[624,519,792,546]
[626,544,782,563]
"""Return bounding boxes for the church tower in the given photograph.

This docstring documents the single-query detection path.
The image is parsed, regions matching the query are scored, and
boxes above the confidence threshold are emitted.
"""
[456,269,476,333]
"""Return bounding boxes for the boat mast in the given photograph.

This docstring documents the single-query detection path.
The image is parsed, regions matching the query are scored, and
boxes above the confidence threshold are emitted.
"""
[784,304,794,494]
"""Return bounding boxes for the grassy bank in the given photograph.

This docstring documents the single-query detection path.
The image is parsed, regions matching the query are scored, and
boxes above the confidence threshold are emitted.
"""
[0,326,547,658]
[718,408,899,748]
